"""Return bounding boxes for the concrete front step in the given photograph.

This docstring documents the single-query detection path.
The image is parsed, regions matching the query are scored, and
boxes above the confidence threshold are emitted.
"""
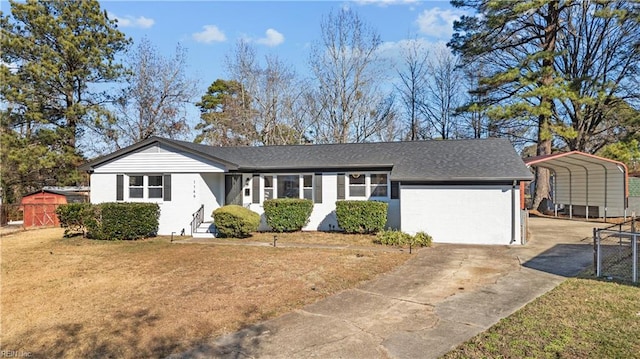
[192,222,216,238]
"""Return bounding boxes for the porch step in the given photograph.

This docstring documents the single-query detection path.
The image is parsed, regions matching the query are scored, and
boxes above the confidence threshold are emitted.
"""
[192,221,217,238]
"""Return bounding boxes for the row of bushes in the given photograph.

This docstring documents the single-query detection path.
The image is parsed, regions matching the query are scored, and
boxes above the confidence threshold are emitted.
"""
[212,199,390,238]
[374,229,433,247]
[56,203,159,240]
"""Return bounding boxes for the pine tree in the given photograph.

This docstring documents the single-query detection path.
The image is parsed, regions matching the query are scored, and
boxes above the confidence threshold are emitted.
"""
[449,0,640,210]
[1,0,129,201]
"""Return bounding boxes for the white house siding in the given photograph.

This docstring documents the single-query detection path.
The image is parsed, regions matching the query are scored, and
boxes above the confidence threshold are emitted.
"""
[400,185,521,245]
[88,143,227,235]
[247,173,400,232]
[89,172,224,235]
[90,173,118,203]
[93,143,226,174]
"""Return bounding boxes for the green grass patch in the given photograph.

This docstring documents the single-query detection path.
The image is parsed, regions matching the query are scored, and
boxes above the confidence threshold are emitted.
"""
[443,278,640,359]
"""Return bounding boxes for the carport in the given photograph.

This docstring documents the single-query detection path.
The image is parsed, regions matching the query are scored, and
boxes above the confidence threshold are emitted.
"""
[524,151,629,220]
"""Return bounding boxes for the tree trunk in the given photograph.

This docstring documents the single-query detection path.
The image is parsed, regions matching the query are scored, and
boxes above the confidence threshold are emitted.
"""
[532,136,552,211]
[532,0,559,212]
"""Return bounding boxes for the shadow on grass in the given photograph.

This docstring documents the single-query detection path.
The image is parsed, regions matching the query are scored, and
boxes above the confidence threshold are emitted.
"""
[18,308,184,358]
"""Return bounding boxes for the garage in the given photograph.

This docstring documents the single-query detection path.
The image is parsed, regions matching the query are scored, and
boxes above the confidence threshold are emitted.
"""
[401,184,523,245]
[524,151,629,220]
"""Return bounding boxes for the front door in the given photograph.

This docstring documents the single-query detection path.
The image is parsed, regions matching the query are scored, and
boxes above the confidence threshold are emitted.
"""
[224,174,243,205]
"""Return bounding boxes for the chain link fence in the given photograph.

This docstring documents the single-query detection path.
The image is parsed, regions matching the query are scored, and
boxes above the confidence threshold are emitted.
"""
[594,219,638,283]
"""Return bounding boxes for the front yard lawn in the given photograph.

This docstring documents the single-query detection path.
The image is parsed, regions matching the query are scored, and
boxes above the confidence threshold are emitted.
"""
[1,228,409,358]
[443,277,640,358]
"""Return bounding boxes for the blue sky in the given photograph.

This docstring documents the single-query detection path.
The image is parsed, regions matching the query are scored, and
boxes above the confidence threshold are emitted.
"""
[99,0,468,92]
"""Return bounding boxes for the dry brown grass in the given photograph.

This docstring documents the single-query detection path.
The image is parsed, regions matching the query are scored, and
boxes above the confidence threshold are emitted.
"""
[0,228,409,358]
[196,230,384,247]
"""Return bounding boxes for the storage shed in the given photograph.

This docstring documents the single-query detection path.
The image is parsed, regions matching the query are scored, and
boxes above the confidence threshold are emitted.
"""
[524,152,628,219]
[20,188,88,228]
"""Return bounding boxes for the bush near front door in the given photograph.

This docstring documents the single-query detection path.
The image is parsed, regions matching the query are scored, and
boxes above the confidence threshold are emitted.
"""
[263,198,313,232]
[212,205,260,238]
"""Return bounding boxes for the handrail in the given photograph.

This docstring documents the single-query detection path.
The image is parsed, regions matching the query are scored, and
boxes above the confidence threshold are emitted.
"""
[190,204,205,235]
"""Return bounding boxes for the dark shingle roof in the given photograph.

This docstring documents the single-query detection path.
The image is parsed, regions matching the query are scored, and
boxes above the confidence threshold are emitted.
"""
[84,137,534,182]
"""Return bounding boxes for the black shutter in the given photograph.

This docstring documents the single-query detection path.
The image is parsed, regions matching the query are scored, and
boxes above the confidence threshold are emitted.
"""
[391,181,400,200]
[314,173,322,203]
[252,175,260,204]
[337,173,345,200]
[116,175,123,201]
[163,174,172,201]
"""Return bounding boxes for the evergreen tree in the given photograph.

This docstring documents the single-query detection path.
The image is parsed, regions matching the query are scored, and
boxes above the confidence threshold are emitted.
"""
[1,0,129,202]
[449,0,639,210]
[195,79,257,146]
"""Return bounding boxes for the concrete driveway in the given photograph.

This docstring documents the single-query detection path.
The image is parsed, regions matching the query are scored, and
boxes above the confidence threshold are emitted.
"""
[171,217,602,359]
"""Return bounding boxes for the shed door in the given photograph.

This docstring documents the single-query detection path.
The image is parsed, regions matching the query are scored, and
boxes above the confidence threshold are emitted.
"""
[225,175,243,206]
[400,185,518,245]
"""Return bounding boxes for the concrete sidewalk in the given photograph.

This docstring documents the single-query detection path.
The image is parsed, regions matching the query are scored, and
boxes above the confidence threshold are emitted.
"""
[170,217,602,359]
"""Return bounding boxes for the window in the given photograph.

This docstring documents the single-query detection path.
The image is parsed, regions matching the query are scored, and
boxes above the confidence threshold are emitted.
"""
[303,175,313,200]
[128,174,167,200]
[264,176,274,200]
[349,173,366,197]
[345,173,390,198]
[277,175,299,198]
[370,174,388,197]
[148,175,163,198]
[261,174,318,202]
[129,175,143,198]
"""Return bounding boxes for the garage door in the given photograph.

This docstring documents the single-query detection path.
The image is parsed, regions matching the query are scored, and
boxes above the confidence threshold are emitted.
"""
[400,185,520,245]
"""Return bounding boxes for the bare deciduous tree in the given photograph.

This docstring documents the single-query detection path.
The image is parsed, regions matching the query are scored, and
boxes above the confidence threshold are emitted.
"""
[104,38,197,151]
[395,39,429,140]
[421,47,465,140]
[308,9,393,143]
[554,0,640,153]
[225,40,308,145]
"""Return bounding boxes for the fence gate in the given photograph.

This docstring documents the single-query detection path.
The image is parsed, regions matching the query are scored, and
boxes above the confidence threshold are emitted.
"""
[594,219,639,283]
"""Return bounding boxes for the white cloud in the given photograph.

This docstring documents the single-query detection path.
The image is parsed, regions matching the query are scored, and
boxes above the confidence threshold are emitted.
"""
[377,38,449,61]
[192,25,227,44]
[415,7,467,39]
[256,28,285,47]
[109,12,155,29]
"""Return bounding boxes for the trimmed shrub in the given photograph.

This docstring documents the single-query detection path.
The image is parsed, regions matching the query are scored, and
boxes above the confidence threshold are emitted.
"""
[56,203,95,237]
[412,231,433,247]
[212,205,260,238]
[374,229,434,248]
[87,203,160,240]
[263,198,313,232]
[335,200,388,234]
[374,229,412,246]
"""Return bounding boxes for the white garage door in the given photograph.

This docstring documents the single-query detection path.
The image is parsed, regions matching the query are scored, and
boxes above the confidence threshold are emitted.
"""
[400,185,520,245]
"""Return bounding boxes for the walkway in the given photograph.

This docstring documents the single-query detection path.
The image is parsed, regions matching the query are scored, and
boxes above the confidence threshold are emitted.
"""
[170,217,602,359]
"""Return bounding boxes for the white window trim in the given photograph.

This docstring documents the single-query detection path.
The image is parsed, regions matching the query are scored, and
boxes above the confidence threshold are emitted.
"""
[346,172,390,200]
[260,173,314,203]
[126,174,164,202]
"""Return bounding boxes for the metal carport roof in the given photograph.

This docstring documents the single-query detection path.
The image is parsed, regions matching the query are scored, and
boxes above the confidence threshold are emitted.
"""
[524,151,629,220]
